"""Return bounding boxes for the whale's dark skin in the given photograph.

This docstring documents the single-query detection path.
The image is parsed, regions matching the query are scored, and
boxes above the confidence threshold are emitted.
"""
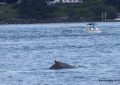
[50,60,75,69]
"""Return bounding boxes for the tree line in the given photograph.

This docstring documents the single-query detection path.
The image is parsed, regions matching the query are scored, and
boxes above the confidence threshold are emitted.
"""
[0,0,120,21]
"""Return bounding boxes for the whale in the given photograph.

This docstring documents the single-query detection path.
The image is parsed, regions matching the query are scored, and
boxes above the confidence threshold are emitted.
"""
[49,60,75,69]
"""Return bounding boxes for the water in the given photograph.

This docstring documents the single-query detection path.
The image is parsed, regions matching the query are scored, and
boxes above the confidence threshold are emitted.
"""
[0,22,120,85]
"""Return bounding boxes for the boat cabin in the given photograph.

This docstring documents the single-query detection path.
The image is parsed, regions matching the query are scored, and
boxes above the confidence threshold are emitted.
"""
[87,23,97,30]
[86,23,101,33]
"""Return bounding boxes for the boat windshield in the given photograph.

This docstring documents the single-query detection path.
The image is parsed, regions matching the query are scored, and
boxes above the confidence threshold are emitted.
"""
[87,23,96,29]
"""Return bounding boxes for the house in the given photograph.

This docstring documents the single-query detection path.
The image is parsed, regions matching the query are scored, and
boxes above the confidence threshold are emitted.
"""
[0,0,7,5]
[51,0,83,4]
[0,0,21,4]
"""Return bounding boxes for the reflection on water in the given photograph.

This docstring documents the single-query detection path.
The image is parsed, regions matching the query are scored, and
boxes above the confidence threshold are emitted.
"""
[0,22,120,85]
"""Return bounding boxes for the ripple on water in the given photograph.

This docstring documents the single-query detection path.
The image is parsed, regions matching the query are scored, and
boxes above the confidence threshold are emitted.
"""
[0,22,120,85]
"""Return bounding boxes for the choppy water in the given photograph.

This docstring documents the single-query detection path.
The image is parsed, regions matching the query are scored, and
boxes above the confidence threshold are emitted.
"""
[0,22,120,85]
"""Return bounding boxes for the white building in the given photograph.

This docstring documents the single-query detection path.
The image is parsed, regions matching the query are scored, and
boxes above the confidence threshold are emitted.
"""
[51,0,83,4]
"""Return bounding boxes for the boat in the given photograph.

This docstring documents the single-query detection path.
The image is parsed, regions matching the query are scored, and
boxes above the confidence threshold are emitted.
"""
[85,23,102,33]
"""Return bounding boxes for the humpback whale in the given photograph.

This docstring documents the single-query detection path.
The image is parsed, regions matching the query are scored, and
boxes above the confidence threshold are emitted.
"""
[50,60,75,69]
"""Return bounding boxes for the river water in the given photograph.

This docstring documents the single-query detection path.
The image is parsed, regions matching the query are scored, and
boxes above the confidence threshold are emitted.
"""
[0,22,120,85]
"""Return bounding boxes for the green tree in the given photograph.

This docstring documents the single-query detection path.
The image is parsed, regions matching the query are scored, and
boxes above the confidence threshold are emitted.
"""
[0,5,19,19]
[18,0,54,19]
[5,0,18,4]
[104,0,120,12]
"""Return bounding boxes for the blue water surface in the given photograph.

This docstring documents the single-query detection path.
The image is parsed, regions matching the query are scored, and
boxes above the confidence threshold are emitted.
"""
[0,22,120,85]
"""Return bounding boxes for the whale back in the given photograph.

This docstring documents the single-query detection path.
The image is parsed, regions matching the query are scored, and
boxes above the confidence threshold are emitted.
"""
[50,60,74,69]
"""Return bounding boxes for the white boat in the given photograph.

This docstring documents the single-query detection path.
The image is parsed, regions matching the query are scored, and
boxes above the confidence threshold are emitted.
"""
[85,23,102,33]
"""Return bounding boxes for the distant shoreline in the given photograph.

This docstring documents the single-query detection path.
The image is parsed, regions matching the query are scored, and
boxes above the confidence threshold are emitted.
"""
[0,19,120,24]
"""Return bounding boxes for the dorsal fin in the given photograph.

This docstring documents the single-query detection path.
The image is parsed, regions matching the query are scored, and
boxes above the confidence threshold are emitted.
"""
[55,60,57,64]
